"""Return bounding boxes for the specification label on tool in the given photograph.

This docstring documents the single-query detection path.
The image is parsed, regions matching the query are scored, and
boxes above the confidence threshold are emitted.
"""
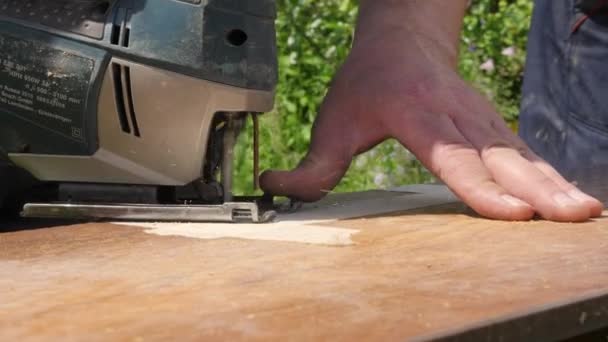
[0,34,94,142]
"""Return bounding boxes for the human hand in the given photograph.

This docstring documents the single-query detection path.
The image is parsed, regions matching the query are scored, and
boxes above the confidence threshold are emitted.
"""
[261,25,603,222]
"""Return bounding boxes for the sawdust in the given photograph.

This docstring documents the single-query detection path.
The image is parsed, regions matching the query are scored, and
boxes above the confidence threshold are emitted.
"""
[113,185,459,246]
[116,221,359,246]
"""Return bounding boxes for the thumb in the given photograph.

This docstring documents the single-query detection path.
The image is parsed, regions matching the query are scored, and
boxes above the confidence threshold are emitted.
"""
[260,146,353,202]
[260,108,358,201]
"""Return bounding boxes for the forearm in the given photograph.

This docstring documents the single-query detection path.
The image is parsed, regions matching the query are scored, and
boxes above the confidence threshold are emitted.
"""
[354,0,468,68]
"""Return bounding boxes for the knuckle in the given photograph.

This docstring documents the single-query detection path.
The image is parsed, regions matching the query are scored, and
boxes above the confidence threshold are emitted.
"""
[480,142,514,163]
[536,175,559,190]
[433,145,477,181]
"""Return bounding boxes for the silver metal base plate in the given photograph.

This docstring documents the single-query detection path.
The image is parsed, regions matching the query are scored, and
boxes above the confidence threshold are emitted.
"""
[21,202,276,223]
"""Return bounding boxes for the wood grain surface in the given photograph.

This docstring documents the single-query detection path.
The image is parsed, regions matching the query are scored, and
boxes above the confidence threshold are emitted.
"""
[1,186,608,341]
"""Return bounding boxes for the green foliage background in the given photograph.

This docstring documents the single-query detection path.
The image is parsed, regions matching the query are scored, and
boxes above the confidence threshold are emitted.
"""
[233,0,533,195]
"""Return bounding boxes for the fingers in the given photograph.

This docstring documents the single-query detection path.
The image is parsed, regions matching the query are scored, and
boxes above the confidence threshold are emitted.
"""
[482,146,589,222]
[525,150,604,217]
[454,115,601,222]
[489,123,603,217]
[392,113,535,221]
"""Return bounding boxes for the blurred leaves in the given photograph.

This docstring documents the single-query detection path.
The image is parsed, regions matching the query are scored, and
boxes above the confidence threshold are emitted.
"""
[460,0,533,123]
[234,0,533,195]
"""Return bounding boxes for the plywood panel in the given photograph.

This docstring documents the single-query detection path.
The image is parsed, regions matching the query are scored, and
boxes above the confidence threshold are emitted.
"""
[1,185,607,341]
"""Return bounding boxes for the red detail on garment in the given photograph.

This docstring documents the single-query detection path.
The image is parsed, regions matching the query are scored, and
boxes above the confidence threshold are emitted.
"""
[572,0,608,33]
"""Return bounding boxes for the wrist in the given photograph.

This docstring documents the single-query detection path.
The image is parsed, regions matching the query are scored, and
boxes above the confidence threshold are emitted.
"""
[353,0,467,68]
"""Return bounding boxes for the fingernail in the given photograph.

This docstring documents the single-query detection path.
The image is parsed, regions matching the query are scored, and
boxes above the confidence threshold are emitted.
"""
[501,194,529,207]
[553,193,579,207]
[568,189,596,203]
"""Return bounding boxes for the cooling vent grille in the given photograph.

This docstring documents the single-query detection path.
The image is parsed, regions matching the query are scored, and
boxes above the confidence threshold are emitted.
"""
[111,62,140,137]
[110,6,131,47]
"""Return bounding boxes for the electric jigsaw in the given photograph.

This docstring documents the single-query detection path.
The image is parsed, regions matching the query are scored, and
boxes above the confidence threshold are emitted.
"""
[0,0,278,223]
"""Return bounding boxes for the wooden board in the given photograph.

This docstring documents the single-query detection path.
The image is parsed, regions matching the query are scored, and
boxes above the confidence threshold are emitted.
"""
[1,185,608,341]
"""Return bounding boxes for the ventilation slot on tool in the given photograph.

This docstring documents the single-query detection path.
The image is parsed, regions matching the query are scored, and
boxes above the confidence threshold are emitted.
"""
[110,7,132,47]
[112,63,141,137]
